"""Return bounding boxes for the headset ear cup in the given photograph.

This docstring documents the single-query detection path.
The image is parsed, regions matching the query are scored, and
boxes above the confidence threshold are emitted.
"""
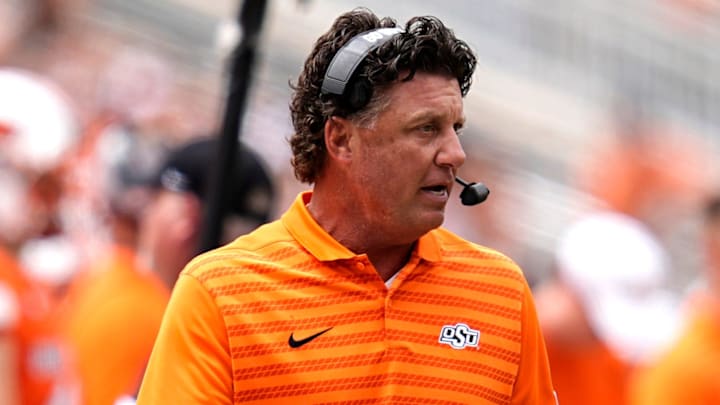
[346,78,373,111]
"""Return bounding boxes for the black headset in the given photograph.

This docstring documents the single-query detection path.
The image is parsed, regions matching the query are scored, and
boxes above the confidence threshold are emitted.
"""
[320,27,403,112]
[319,26,489,206]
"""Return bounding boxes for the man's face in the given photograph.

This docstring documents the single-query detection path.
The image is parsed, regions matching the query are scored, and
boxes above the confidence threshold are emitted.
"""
[137,190,200,287]
[347,71,466,243]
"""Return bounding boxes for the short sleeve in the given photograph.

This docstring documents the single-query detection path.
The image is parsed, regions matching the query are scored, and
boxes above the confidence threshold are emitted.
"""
[136,274,232,404]
[511,279,558,404]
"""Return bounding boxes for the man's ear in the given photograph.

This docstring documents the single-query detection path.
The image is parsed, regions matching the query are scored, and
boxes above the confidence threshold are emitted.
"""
[324,116,353,161]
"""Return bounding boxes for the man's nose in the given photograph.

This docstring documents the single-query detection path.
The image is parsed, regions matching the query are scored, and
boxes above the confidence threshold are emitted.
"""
[435,130,466,169]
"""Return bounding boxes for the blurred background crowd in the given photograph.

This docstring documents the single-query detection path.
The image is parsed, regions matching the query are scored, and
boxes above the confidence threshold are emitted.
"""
[1,0,720,404]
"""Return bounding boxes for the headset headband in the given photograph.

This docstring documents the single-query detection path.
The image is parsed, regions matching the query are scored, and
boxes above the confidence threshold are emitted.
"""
[321,27,403,96]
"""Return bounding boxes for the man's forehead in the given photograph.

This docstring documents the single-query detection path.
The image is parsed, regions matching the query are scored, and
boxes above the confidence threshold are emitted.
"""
[384,74,464,108]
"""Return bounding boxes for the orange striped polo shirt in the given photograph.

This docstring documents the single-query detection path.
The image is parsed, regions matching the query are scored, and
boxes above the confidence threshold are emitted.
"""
[138,191,555,404]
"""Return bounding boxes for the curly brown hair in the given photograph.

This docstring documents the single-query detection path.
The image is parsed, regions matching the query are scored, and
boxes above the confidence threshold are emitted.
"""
[289,8,477,184]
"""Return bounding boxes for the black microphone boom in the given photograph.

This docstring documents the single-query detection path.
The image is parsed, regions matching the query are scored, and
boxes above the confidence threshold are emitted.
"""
[199,0,268,253]
[455,176,490,206]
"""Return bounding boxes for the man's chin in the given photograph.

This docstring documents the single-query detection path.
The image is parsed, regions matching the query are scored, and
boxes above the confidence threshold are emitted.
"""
[410,211,446,235]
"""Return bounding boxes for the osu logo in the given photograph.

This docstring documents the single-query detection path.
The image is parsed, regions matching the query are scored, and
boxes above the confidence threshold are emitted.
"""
[438,323,480,350]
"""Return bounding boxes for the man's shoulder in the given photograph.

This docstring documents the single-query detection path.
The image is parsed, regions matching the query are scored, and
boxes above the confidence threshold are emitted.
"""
[182,220,300,279]
[430,227,524,280]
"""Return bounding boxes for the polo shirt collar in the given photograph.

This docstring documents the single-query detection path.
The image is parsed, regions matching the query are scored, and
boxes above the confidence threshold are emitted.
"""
[281,191,442,263]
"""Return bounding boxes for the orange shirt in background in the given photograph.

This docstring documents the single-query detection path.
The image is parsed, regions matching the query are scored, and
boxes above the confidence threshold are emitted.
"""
[1,246,67,405]
[60,246,169,405]
[0,247,24,405]
[138,191,556,404]
[630,296,720,404]
[535,279,632,405]
[546,338,630,405]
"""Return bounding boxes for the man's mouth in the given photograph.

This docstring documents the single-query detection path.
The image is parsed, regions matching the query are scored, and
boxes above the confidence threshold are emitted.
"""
[421,185,449,197]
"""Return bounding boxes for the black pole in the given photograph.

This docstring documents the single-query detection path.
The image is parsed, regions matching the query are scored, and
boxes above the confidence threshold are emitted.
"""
[199,0,269,253]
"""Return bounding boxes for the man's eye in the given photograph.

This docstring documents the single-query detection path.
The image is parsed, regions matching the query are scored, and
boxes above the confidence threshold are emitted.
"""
[454,124,465,136]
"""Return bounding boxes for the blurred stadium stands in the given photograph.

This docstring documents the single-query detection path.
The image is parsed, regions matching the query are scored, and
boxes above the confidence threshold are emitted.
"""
[4,0,720,288]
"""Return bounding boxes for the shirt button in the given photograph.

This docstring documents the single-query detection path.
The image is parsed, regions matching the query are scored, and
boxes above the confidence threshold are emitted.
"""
[355,262,365,270]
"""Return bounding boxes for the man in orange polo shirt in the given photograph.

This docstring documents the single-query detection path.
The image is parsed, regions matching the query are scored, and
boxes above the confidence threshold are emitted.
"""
[138,8,556,404]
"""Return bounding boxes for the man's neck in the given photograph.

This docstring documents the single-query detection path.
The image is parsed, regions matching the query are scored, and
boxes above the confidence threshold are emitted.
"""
[307,186,416,281]
[365,244,415,281]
